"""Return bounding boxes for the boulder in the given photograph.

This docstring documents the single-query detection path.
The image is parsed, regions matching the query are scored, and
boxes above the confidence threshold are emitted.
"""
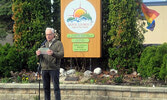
[60,68,65,74]
[84,70,92,77]
[110,69,118,75]
[60,68,66,76]
[66,69,76,75]
[93,67,102,75]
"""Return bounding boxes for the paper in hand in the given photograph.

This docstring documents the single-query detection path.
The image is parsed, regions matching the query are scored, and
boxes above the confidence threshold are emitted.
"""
[39,48,49,54]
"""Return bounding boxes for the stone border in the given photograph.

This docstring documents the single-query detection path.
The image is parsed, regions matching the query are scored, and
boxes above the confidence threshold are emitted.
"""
[0,83,167,100]
[0,83,167,93]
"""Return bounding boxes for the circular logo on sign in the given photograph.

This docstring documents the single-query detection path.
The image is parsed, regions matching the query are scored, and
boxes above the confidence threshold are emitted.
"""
[64,0,96,34]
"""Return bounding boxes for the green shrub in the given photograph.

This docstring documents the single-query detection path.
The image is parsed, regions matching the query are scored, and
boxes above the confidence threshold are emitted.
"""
[0,43,39,77]
[113,76,123,83]
[138,43,167,80]
[17,76,21,83]
[159,54,167,80]
[0,77,12,83]
[0,44,22,77]
[27,46,38,71]
[137,46,157,77]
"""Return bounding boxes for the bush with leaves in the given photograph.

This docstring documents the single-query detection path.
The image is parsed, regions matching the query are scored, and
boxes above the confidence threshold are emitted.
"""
[0,44,23,77]
[138,43,167,80]
[0,0,51,77]
[137,46,157,78]
[159,54,167,80]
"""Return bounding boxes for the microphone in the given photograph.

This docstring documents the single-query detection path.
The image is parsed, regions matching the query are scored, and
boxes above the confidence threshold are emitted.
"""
[40,40,47,48]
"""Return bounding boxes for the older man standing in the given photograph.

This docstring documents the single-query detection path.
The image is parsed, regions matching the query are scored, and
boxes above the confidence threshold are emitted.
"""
[36,27,64,100]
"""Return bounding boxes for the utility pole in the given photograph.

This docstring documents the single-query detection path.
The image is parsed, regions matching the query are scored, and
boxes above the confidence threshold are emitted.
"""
[51,0,54,22]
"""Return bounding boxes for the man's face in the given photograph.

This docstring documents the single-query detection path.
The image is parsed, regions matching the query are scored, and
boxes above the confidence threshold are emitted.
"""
[45,29,54,42]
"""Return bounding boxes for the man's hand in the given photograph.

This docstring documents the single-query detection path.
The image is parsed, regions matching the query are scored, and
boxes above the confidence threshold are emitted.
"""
[47,49,53,55]
[36,50,41,56]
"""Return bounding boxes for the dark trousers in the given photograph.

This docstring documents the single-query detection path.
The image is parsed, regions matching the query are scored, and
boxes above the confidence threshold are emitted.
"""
[42,70,61,100]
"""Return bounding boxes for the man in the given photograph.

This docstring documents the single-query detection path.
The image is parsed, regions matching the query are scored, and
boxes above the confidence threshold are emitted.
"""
[36,27,64,100]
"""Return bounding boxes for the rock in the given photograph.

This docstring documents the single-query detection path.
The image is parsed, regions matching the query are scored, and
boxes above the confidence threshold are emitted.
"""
[93,67,102,75]
[131,71,137,76]
[66,69,76,75]
[10,71,18,78]
[60,68,65,74]
[103,74,110,78]
[110,69,118,75]
[60,68,66,77]
[84,70,92,77]
[80,77,90,83]
[65,76,79,81]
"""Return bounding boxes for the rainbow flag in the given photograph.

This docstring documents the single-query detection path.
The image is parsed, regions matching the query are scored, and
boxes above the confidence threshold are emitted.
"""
[141,3,159,31]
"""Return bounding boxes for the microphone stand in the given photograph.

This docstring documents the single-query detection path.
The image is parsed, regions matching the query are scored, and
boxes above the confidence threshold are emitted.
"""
[37,40,46,100]
[37,56,42,100]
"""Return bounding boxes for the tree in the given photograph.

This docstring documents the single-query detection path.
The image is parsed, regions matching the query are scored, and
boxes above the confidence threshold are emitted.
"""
[12,0,52,71]
[0,0,13,39]
[107,0,145,74]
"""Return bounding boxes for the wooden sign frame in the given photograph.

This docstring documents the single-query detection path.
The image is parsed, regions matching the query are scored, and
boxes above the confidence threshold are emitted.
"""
[61,0,101,58]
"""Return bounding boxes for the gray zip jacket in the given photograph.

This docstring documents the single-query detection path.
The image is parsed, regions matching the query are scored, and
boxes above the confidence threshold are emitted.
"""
[40,39,64,70]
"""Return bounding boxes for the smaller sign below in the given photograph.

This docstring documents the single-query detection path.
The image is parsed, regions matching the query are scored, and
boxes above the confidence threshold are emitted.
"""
[72,39,89,43]
[73,43,88,52]
[67,33,94,38]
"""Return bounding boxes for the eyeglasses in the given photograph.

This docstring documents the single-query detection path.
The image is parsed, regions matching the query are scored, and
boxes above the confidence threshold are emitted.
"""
[46,33,53,36]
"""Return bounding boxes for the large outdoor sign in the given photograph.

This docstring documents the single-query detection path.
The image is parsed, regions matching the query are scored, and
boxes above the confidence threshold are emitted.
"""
[61,0,101,57]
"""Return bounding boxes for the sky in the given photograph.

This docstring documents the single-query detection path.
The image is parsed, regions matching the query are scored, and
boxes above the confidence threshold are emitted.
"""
[143,0,166,2]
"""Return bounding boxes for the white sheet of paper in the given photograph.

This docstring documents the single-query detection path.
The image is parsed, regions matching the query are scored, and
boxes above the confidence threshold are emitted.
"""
[39,48,49,54]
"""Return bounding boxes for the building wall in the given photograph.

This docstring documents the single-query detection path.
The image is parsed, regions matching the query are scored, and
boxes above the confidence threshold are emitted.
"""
[0,34,13,45]
[144,3,167,44]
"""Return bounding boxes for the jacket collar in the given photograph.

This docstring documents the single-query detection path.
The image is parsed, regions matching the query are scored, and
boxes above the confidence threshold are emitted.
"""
[46,38,57,47]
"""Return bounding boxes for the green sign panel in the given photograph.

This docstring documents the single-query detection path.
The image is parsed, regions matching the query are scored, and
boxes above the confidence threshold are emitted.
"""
[72,39,89,43]
[67,33,94,38]
[73,43,88,52]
